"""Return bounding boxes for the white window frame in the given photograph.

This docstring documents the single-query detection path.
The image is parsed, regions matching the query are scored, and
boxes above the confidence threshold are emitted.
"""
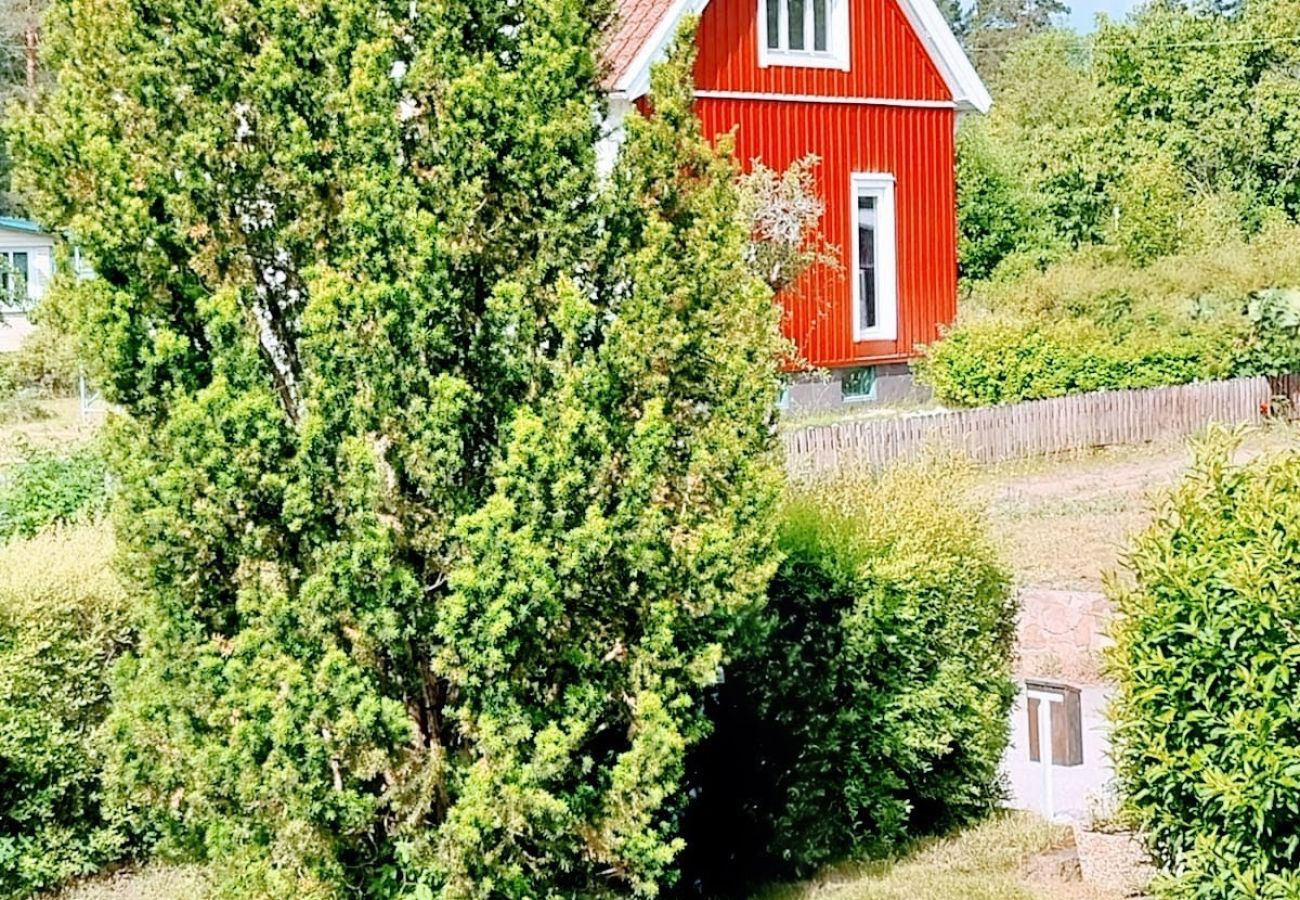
[850,173,898,342]
[757,0,851,71]
[0,249,32,312]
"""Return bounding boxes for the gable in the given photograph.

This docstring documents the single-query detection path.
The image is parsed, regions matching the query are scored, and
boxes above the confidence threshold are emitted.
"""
[607,0,989,112]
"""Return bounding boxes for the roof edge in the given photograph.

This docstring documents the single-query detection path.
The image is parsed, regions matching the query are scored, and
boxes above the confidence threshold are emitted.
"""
[613,0,991,114]
[612,0,708,99]
[893,0,992,113]
[0,216,51,236]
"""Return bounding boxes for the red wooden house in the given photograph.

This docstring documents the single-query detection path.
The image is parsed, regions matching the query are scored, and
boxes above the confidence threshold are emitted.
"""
[602,0,989,408]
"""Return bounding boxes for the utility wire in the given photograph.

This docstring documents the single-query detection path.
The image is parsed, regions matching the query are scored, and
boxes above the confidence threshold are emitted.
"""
[966,30,1300,52]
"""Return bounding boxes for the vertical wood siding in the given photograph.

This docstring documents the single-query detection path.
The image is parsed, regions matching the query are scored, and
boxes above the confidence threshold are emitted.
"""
[693,0,950,99]
[695,97,957,366]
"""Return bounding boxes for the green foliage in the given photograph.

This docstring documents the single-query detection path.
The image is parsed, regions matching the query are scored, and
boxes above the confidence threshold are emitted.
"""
[0,525,132,897]
[418,35,786,897]
[1095,0,1300,223]
[977,30,1113,256]
[956,120,1040,281]
[12,3,784,897]
[0,440,108,541]
[961,1,1300,276]
[679,462,1017,891]
[7,324,83,397]
[921,225,1300,406]
[917,316,1239,407]
[1238,288,1300,376]
[1108,433,1300,898]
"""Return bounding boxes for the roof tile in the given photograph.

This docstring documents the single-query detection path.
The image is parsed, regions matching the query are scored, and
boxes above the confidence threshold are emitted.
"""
[603,0,678,90]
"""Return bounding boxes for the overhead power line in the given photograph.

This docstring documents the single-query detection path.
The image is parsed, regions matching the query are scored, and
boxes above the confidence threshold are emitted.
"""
[966,30,1300,53]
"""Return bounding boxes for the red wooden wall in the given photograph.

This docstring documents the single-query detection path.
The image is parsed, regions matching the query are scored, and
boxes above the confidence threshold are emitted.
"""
[693,0,950,100]
[690,0,959,367]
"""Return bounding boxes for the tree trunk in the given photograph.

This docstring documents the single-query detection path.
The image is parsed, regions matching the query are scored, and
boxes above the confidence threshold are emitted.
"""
[24,27,36,97]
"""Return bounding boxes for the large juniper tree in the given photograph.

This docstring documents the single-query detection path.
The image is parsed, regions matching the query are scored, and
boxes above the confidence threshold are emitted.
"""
[11,1,784,895]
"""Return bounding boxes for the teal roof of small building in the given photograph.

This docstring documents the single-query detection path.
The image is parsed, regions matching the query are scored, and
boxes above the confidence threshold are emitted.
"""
[0,217,47,235]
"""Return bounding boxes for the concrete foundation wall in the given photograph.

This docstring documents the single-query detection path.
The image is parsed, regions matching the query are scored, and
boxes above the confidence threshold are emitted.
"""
[783,363,931,416]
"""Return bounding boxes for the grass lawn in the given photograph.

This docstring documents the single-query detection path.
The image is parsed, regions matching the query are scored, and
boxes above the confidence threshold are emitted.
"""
[758,812,1120,900]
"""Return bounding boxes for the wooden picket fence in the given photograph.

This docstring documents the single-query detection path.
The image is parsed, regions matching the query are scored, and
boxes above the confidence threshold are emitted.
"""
[784,374,1300,478]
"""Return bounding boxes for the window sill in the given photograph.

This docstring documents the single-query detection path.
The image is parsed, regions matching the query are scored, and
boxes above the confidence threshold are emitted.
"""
[758,51,851,71]
[853,331,898,343]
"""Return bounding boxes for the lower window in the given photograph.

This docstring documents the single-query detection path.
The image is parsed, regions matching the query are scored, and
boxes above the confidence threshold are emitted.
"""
[851,174,898,342]
[841,366,877,402]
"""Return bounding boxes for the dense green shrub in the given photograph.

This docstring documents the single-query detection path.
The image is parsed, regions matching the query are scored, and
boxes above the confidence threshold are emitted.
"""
[0,526,132,897]
[1108,433,1300,898]
[7,325,84,397]
[920,224,1300,407]
[956,120,1042,281]
[916,316,1240,407]
[0,441,108,542]
[1237,288,1300,377]
[679,462,1017,892]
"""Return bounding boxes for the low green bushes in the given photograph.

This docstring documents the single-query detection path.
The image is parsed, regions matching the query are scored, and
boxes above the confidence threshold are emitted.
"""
[916,317,1239,407]
[0,441,109,542]
[1108,433,1300,897]
[0,525,133,897]
[921,225,1300,407]
[680,461,1017,893]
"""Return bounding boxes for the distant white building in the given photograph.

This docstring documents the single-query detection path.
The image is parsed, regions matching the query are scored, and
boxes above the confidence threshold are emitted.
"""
[0,217,56,353]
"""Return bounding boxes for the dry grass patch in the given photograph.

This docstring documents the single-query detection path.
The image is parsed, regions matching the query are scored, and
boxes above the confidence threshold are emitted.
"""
[976,425,1300,590]
[756,812,1122,900]
[48,866,208,900]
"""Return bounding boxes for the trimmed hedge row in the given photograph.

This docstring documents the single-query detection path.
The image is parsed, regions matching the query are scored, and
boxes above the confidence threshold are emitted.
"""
[915,317,1239,408]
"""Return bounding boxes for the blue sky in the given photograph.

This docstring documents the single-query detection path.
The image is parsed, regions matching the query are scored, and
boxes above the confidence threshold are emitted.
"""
[1066,0,1139,31]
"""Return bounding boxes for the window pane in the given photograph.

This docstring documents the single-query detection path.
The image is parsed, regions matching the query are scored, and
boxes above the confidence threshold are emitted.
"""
[766,0,781,48]
[12,252,28,299]
[858,195,877,331]
[789,0,806,50]
[813,0,828,51]
[842,367,877,400]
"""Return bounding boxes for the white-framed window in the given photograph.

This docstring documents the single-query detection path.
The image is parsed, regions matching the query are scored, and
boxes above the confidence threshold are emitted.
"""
[0,251,30,308]
[758,0,851,70]
[850,173,898,342]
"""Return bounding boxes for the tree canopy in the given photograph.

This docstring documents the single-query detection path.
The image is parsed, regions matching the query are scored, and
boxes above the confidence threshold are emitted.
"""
[10,2,786,895]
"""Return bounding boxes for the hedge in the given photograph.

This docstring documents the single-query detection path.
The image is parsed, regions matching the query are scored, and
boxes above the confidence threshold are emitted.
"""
[679,461,1018,892]
[0,526,133,896]
[1109,433,1300,897]
[915,317,1240,408]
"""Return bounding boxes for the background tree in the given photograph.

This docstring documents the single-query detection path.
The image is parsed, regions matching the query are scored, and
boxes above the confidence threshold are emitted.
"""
[965,0,1070,76]
[0,0,45,214]
[11,2,784,898]
[936,0,972,41]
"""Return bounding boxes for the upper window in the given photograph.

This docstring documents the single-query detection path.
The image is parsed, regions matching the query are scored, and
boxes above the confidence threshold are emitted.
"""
[851,174,898,342]
[759,0,850,70]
